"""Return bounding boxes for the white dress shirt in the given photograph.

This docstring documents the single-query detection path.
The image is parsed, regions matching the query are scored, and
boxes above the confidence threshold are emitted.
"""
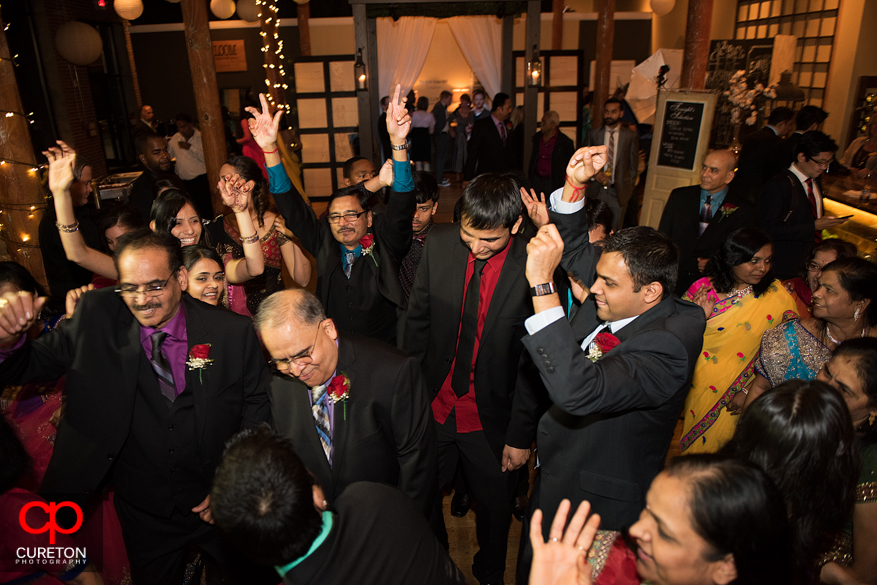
[788,163,823,218]
[167,128,206,180]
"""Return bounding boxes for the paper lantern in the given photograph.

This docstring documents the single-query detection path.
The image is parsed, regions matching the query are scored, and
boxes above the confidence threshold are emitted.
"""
[114,0,144,20]
[166,0,181,3]
[650,0,675,17]
[55,21,103,66]
[210,0,236,19]
[236,0,260,23]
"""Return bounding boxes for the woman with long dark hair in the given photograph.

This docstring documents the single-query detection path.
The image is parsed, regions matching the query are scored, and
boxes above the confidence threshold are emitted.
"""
[722,379,859,580]
[182,245,226,306]
[207,155,310,317]
[747,256,877,407]
[816,338,877,584]
[679,228,796,453]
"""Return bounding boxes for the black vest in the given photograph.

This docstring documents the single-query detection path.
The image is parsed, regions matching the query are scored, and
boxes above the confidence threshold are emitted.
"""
[112,353,213,516]
[327,255,397,344]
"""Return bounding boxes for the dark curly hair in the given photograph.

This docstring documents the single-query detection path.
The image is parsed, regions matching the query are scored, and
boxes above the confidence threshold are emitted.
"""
[720,379,859,575]
[706,227,775,297]
[821,256,877,328]
[224,155,270,228]
[832,337,877,445]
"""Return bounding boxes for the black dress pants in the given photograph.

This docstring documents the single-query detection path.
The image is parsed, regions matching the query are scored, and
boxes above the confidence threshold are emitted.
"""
[432,411,517,584]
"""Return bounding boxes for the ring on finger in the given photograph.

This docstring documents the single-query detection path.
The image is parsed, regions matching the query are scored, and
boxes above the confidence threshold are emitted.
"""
[550,537,559,542]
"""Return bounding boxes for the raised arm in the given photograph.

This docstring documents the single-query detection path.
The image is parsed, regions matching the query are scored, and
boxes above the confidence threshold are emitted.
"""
[43,142,118,279]
[246,94,325,254]
[273,215,312,288]
[561,146,607,203]
[217,173,265,284]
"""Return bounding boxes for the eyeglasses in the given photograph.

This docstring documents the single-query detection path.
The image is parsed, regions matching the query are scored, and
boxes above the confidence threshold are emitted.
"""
[116,276,174,298]
[327,211,367,224]
[808,157,834,168]
[268,321,323,370]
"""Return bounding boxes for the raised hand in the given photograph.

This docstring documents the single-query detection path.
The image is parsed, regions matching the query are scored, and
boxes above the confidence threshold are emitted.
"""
[378,158,394,188]
[43,140,76,195]
[386,84,412,145]
[526,224,565,287]
[0,291,48,347]
[244,93,283,151]
[565,146,608,187]
[218,173,253,213]
[65,284,94,320]
[689,282,716,318]
[529,499,601,585]
[521,187,550,229]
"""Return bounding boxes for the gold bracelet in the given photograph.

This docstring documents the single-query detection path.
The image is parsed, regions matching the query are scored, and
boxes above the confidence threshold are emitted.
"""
[241,233,260,244]
[55,221,79,233]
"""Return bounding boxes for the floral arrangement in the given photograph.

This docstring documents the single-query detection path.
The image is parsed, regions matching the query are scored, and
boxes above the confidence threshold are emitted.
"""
[724,70,778,126]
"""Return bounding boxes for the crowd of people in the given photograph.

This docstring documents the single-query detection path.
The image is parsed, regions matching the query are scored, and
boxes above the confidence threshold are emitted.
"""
[1,83,876,585]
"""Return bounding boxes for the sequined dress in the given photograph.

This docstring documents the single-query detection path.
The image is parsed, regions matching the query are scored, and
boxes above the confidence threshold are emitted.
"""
[754,319,831,387]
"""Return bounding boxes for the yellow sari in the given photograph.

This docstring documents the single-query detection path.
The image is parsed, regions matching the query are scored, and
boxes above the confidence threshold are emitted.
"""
[680,278,797,454]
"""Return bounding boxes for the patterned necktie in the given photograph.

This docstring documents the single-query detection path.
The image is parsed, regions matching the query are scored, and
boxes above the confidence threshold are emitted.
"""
[451,259,487,398]
[499,121,507,145]
[806,178,821,242]
[311,385,332,466]
[607,129,615,180]
[149,331,177,403]
[699,195,713,236]
[343,251,357,279]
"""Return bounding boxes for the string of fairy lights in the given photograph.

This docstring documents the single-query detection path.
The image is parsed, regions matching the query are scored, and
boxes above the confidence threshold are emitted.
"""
[255,0,290,114]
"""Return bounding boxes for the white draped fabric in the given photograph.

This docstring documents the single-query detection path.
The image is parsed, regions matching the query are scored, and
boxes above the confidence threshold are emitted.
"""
[377,17,437,100]
[447,16,503,101]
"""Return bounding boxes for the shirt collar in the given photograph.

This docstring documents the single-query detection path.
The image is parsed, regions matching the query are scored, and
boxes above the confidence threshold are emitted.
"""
[789,163,813,187]
[766,125,779,136]
[607,315,638,334]
[140,299,187,341]
[274,511,334,577]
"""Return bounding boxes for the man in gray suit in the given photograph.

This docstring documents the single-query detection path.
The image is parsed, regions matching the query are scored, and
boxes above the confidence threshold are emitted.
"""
[586,98,639,230]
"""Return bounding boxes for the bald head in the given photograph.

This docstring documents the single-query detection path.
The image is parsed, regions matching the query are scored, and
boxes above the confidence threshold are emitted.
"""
[700,150,737,194]
[255,289,326,335]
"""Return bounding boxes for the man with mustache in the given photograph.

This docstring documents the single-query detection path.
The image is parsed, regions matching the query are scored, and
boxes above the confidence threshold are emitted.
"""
[0,229,272,584]
[256,289,437,520]
[585,98,639,230]
[252,88,415,344]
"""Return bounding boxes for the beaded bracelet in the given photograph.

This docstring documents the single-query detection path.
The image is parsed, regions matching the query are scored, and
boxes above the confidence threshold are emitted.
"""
[262,147,279,154]
[56,221,80,233]
[241,233,260,244]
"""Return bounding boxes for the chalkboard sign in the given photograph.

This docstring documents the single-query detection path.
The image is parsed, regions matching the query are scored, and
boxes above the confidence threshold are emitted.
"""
[657,100,705,171]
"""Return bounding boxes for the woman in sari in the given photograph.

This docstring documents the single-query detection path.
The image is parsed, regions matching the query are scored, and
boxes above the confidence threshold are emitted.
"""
[746,256,877,408]
[783,239,857,317]
[680,228,796,454]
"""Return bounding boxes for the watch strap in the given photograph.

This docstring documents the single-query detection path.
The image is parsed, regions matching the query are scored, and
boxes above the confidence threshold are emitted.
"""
[530,282,556,297]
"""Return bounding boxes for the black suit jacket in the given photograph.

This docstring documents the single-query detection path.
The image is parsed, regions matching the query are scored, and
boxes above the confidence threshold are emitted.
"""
[733,126,784,200]
[586,125,639,206]
[658,185,756,296]
[270,333,437,518]
[528,131,576,194]
[0,290,271,506]
[464,116,512,180]
[528,205,706,530]
[273,179,415,319]
[399,224,543,461]
[758,169,820,279]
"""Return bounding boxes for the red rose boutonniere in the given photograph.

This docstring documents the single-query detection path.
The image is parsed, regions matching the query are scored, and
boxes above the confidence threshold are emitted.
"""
[359,234,378,267]
[186,344,214,382]
[718,204,738,223]
[327,372,351,419]
[587,332,621,362]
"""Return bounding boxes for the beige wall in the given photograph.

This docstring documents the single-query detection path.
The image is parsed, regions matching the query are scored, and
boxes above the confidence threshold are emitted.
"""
[823,0,876,148]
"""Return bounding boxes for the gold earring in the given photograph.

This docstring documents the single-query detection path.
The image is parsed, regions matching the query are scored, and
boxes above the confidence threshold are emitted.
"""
[870,413,876,426]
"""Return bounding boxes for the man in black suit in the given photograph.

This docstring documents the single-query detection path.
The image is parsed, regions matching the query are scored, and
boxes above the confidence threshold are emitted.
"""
[128,132,177,221]
[255,289,437,518]
[433,90,453,188]
[733,106,795,201]
[776,105,829,168]
[255,88,415,344]
[133,104,158,138]
[400,174,544,585]
[528,110,576,196]
[515,145,706,581]
[463,92,514,181]
[210,427,465,585]
[585,98,639,230]
[659,149,756,296]
[759,130,848,279]
[0,229,271,584]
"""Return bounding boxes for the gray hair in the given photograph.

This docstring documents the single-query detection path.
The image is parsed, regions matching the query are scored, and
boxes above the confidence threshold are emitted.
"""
[255,289,326,333]
[543,110,560,127]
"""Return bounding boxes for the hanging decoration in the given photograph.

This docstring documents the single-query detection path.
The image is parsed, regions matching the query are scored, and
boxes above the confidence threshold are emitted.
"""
[650,0,675,17]
[114,0,144,21]
[236,0,260,23]
[210,0,237,20]
[54,21,103,66]
[256,0,290,114]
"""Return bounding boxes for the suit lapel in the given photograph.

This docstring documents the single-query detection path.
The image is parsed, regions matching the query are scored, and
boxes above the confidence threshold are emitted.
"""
[612,298,675,344]
[182,299,209,449]
[117,308,144,402]
[290,377,333,480]
[330,337,356,485]
[449,238,470,326]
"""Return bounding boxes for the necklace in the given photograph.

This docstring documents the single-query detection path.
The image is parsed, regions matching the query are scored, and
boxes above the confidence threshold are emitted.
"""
[729,285,753,299]
[825,322,868,346]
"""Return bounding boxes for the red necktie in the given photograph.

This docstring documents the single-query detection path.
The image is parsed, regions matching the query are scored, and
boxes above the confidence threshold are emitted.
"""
[806,178,821,243]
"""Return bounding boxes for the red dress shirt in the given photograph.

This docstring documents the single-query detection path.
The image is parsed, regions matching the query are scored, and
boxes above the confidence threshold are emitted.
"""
[432,241,512,432]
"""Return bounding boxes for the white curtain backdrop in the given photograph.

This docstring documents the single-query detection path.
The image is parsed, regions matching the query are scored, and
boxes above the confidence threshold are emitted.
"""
[447,16,502,102]
[377,17,437,100]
